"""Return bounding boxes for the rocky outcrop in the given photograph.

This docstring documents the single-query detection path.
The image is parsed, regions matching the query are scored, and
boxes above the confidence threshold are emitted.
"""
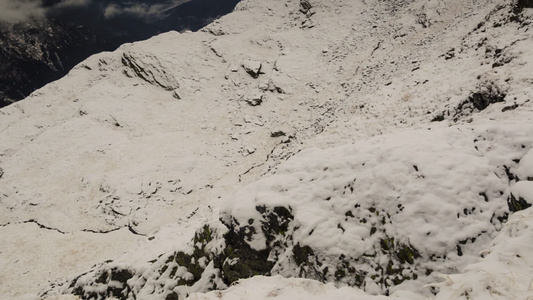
[58,119,533,299]
[432,78,507,122]
[63,206,293,300]
[121,51,180,91]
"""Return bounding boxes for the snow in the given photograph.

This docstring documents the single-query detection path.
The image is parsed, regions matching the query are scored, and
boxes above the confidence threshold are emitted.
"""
[222,121,533,293]
[433,208,533,300]
[1,0,533,299]
[511,181,533,204]
[187,205,533,300]
[186,275,418,300]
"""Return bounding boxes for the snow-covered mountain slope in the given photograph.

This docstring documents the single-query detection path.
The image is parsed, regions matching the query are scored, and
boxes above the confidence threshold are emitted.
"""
[0,0,241,107]
[1,0,533,299]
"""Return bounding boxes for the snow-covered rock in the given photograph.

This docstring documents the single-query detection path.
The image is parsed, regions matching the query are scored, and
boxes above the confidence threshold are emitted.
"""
[2,0,533,299]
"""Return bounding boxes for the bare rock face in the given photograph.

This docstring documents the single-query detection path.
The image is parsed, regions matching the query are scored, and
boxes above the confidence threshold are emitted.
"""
[121,51,180,91]
[0,20,101,107]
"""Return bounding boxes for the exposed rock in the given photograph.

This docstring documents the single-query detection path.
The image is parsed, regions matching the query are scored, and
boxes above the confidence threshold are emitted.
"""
[467,87,506,111]
[416,13,430,28]
[64,206,294,299]
[508,193,532,212]
[433,79,506,122]
[444,48,455,60]
[501,103,519,112]
[300,0,312,14]
[509,181,533,212]
[241,60,263,79]
[0,0,241,108]
[121,51,180,91]
[270,131,286,137]
[172,90,182,100]
[245,94,263,106]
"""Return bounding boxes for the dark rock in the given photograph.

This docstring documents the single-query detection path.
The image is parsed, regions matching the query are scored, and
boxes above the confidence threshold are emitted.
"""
[508,193,532,212]
[0,20,102,107]
[434,82,506,122]
[270,131,286,137]
[245,95,263,106]
[293,244,314,266]
[468,89,505,111]
[416,13,430,28]
[503,165,519,181]
[300,0,313,14]
[431,114,445,122]
[242,61,262,79]
[444,48,455,60]
[502,103,519,112]
[166,292,180,300]
[217,218,274,284]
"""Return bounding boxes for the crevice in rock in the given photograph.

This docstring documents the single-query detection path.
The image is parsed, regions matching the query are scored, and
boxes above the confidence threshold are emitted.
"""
[370,40,383,57]
[81,224,146,236]
[208,46,224,58]
[238,135,296,182]
[81,227,122,234]
[23,219,67,234]
[127,224,147,236]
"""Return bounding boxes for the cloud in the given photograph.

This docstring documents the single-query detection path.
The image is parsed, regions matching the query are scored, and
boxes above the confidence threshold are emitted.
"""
[0,0,93,23]
[0,0,46,23]
[104,3,162,20]
[53,0,92,9]
[0,0,192,24]
[103,0,191,22]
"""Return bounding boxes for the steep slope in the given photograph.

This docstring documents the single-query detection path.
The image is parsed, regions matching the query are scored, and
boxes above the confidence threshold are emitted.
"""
[1,0,533,299]
[0,19,101,107]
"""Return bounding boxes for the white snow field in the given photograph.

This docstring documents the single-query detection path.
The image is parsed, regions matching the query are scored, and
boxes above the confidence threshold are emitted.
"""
[1,0,533,299]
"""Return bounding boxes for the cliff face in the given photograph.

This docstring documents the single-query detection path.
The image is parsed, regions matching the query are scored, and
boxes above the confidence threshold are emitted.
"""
[1,0,533,299]
[0,19,99,106]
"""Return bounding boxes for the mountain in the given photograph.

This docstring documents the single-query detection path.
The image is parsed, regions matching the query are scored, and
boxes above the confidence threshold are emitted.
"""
[0,0,240,108]
[1,0,533,299]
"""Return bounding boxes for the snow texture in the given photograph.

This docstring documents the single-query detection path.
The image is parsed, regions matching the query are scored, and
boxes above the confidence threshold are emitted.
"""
[1,0,533,299]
